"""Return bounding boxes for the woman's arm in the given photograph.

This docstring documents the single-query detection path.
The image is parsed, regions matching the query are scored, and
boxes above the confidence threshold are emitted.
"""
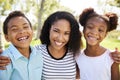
[76,63,80,79]
[0,49,10,70]
[111,48,120,63]
[111,62,120,80]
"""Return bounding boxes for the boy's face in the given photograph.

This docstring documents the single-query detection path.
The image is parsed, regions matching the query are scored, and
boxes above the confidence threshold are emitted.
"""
[5,16,33,49]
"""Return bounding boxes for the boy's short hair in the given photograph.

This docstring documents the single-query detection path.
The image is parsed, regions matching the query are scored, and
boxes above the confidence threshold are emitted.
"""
[3,11,32,34]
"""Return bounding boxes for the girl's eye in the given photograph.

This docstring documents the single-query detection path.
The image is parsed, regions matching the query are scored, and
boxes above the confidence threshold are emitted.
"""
[99,29,104,32]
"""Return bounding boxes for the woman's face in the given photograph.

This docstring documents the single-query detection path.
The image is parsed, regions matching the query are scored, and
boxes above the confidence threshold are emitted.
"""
[49,19,71,50]
[83,17,107,46]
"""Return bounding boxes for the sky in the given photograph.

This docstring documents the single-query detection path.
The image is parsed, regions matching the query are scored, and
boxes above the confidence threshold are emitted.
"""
[59,0,120,16]
[59,0,120,30]
[59,0,100,15]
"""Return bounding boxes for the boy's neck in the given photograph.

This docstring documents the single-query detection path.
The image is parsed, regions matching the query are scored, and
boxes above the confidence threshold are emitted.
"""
[18,47,31,58]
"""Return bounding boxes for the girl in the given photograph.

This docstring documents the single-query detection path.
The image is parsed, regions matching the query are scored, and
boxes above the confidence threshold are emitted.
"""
[76,8,120,80]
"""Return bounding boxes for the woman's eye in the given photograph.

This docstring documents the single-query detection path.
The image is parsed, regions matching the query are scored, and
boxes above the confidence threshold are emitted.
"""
[65,32,70,35]
[53,29,58,33]
[86,25,93,29]
[88,26,93,29]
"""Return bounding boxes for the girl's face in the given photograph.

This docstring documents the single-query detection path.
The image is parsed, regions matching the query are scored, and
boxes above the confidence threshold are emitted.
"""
[5,16,33,49]
[49,19,71,50]
[83,17,107,46]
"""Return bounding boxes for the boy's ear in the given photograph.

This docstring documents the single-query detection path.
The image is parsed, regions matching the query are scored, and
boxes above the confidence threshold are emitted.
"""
[5,34,10,42]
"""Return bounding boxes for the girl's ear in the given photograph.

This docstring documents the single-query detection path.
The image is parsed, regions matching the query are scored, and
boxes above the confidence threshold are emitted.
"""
[5,34,10,42]
[104,32,108,39]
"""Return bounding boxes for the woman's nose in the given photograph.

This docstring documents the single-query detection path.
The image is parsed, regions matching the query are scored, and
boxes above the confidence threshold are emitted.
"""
[57,34,64,41]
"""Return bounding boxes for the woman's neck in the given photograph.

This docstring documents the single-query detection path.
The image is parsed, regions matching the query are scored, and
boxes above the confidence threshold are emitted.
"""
[48,45,67,59]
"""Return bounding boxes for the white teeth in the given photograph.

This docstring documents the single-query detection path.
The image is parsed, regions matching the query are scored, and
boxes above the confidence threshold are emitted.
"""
[18,36,28,41]
[55,41,62,46]
[89,36,96,40]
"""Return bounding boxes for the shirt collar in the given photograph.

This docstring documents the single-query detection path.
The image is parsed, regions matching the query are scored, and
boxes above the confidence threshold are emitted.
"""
[8,44,35,60]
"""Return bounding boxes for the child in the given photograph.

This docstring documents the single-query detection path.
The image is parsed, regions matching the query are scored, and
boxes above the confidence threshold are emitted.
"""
[76,8,120,80]
[0,11,43,80]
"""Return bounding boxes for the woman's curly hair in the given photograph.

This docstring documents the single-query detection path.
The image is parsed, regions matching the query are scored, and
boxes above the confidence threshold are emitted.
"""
[40,11,82,54]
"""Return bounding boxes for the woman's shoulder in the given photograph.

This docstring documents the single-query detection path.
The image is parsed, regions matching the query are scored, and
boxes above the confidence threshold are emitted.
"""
[35,44,46,49]
[75,49,85,58]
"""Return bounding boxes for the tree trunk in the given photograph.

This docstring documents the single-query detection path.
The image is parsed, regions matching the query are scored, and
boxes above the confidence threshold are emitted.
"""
[36,0,45,39]
[0,19,4,49]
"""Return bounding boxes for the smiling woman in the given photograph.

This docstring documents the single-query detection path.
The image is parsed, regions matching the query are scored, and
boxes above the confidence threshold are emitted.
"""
[38,11,82,79]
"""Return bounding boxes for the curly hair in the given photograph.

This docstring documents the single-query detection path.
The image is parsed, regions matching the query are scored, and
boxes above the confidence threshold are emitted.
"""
[3,11,32,35]
[79,8,118,32]
[40,11,82,54]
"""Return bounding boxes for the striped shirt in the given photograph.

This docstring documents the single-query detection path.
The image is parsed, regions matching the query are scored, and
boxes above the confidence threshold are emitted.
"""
[36,44,76,80]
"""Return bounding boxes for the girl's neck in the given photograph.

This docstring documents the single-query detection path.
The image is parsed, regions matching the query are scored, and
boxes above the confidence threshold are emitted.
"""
[84,45,106,57]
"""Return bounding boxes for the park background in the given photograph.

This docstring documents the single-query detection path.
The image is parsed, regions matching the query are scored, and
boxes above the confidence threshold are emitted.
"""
[0,0,120,51]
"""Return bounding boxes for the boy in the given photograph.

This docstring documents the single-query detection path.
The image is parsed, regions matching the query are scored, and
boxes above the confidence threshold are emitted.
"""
[0,11,43,80]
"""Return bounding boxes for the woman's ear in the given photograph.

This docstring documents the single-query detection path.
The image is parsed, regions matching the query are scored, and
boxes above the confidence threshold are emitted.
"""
[83,27,85,34]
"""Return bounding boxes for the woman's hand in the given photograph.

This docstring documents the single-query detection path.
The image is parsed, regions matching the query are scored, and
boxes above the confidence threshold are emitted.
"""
[0,49,11,70]
[111,48,120,63]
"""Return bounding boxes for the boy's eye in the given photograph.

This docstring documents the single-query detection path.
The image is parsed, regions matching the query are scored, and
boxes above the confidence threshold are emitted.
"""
[11,27,18,31]
[24,26,29,29]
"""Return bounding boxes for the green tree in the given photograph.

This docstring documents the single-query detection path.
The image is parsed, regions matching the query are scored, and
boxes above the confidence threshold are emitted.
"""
[0,0,15,49]
[35,0,73,39]
[0,0,73,45]
[108,0,120,7]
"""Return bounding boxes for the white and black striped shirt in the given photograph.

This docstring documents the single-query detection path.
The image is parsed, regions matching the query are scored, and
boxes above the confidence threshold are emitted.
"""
[36,44,76,80]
